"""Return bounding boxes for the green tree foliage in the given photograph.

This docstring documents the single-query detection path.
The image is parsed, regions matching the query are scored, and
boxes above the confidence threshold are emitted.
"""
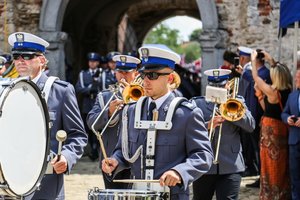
[143,23,201,63]
[144,23,182,52]
[182,41,201,63]
[189,29,202,41]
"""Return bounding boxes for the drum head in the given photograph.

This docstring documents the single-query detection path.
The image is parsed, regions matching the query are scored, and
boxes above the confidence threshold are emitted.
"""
[0,79,49,196]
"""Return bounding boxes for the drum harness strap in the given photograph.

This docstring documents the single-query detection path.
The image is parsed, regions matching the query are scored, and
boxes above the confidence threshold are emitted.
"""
[42,76,59,103]
[42,76,59,175]
[121,96,186,185]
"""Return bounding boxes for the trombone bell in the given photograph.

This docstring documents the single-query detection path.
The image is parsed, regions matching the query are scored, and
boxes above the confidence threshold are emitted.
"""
[219,98,245,121]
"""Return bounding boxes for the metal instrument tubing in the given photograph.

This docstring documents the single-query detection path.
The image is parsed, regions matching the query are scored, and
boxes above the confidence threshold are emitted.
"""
[99,105,120,136]
[213,123,223,164]
[209,104,217,141]
[91,90,118,136]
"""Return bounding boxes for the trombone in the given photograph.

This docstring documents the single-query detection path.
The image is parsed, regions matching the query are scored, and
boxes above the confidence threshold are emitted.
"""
[209,77,245,164]
[91,77,144,162]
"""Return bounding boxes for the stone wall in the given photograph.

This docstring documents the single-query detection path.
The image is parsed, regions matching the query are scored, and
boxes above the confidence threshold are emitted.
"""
[0,0,298,70]
[0,0,41,53]
[215,0,298,69]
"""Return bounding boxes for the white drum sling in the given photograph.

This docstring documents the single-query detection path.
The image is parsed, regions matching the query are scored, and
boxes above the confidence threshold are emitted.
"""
[0,77,50,198]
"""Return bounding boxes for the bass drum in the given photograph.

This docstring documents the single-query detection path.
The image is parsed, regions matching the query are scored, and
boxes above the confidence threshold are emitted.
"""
[0,77,50,198]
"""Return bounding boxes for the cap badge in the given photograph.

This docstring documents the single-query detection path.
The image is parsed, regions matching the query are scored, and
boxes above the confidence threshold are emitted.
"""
[120,56,127,65]
[15,33,24,43]
[141,48,149,62]
[213,70,220,77]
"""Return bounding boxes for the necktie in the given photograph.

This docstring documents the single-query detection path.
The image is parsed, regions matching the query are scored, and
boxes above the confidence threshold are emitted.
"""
[147,101,156,120]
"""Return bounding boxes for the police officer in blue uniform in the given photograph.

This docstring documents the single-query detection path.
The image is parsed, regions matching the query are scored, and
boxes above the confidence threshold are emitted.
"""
[87,54,141,189]
[102,46,213,200]
[8,32,87,200]
[191,69,255,200]
[76,52,103,160]
[105,51,120,86]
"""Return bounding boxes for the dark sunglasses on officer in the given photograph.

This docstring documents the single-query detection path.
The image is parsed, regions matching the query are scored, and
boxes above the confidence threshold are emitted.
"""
[140,72,171,80]
[12,52,42,61]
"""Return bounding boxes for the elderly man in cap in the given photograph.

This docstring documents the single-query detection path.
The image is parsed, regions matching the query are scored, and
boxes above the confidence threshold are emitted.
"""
[76,52,105,161]
[87,54,141,189]
[8,32,87,200]
[191,69,255,200]
[102,46,213,199]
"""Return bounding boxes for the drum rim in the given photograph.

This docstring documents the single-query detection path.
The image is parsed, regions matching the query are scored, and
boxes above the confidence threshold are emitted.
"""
[0,77,50,197]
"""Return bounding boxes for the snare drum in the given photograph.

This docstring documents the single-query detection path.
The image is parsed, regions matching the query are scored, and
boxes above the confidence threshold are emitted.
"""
[0,77,50,198]
[88,188,168,200]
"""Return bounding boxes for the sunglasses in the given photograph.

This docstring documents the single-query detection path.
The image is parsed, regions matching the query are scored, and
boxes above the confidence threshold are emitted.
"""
[12,53,41,60]
[140,72,170,80]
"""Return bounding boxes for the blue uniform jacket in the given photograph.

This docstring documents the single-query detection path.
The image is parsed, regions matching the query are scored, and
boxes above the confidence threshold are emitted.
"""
[75,69,103,114]
[281,90,300,145]
[29,73,87,200]
[191,96,255,174]
[112,93,213,199]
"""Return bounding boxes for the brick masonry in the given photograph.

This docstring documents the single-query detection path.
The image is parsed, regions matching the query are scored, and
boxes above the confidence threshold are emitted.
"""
[0,0,298,70]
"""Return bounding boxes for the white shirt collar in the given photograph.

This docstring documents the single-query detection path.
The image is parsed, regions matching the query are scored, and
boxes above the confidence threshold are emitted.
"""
[31,71,42,84]
[148,91,171,110]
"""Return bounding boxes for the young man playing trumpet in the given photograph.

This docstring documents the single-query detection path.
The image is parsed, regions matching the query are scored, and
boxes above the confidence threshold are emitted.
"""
[86,54,141,189]
[101,45,213,199]
[191,69,255,200]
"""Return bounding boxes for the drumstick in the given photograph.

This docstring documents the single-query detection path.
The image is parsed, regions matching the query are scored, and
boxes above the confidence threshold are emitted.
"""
[113,179,182,184]
[113,179,160,183]
[56,130,67,161]
[97,134,112,176]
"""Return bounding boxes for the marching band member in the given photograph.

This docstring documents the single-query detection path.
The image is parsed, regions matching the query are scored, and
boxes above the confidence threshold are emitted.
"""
[102,45,213,200]
[191,69,255,200]
[75,52,103,161]
[8,32,87,200]
[87,54,141,189]
[0,53,18,78]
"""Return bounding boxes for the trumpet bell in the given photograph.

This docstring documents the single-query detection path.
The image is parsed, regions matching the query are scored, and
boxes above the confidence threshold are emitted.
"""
[219,98,245,121]
[122,84,144,104]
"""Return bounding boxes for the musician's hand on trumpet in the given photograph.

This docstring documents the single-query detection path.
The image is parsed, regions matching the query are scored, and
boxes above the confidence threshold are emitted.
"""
[208,115,224,130]
[108,99,124,117]
[101,157,118,175]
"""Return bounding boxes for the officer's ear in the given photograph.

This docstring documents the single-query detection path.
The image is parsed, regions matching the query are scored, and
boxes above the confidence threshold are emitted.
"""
[168,72,174,84]
[38,55,48,68]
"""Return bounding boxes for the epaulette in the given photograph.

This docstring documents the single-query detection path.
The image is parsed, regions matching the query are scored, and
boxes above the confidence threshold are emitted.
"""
[54,79,69,87]
[190,96,205,101]
[181,100,196,110]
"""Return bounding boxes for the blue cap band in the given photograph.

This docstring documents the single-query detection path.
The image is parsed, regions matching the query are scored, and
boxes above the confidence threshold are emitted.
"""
[13,42,46,52]
[207,74,229,82]
[239,51,250,56]
[116,61,137,69]
[141,57,175,69]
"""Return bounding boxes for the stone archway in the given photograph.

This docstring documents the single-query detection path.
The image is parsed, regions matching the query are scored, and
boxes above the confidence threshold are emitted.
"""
[39,0,223,94]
